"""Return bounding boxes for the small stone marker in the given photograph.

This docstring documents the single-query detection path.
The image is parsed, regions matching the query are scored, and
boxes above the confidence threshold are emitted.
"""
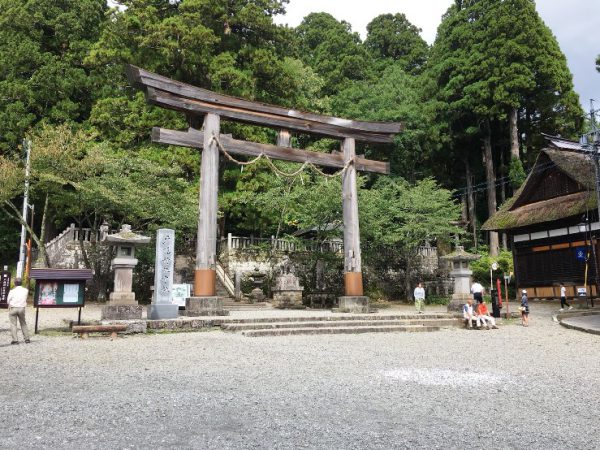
[272,271,304,308]
[148,229,179,320]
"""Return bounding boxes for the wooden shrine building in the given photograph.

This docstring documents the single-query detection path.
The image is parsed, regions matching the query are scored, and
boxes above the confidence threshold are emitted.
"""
[483,136,599,299]
[126,65,401,315]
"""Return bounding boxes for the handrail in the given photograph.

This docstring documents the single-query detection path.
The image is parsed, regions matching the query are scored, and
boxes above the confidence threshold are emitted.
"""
[216,261,235,298]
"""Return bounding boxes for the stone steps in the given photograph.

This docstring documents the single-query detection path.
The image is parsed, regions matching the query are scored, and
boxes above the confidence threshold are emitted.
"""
[219,313,455,324]
[241,324,442,337]
[221,300,273,311]
[219,313,463,337]
[222,318,461,332]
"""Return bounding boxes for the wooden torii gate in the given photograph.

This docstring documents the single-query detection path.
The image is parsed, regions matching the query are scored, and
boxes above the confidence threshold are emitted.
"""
[127,65,402,314]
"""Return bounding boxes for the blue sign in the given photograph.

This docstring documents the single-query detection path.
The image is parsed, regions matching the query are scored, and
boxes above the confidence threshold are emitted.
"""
[575,247,587,261]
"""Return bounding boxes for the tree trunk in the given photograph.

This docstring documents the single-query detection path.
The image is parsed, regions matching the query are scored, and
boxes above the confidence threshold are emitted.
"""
[3,200,49,267]
[37,193,50,267]
[499,151,508,251]
[405,255,413,301]
[466,159,477,250]
[509,108,520,160]
[461,195,468,225]
[483,121,499,256]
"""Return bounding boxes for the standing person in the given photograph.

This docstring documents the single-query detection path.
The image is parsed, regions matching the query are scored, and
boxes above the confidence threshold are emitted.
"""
[559,283,573,311]
[7,278,31,344]
[414,282,425,314]
[471,281,484,304]
[520,289,530,327]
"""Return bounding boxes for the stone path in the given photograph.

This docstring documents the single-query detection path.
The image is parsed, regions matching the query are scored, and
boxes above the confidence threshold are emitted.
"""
[1,302,599,449]
[560,312,600,335]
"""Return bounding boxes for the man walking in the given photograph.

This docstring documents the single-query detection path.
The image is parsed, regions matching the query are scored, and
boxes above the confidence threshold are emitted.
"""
[559,283,572,311]
[7,278,30,344]
[471,281,484,304]
[414,282,426,314]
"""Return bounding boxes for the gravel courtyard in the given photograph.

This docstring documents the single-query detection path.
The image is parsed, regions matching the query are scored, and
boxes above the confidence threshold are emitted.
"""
[1,304,599,450]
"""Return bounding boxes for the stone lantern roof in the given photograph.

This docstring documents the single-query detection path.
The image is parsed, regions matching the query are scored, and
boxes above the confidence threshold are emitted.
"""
[441,245,480,262]
[104,224,150,246]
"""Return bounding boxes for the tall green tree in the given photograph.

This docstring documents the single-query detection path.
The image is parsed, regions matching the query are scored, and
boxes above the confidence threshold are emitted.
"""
[332,64,436,179]
[364,13,429,74]
[426,0,583,255]
[360,177,462,299]
[295,12,372,96]
[0,0,108,153]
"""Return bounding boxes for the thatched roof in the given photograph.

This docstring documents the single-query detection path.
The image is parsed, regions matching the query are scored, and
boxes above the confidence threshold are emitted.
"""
[482,147,596,231]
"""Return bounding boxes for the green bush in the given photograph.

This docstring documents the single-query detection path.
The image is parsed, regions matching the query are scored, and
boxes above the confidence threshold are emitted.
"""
[426,295,450,305]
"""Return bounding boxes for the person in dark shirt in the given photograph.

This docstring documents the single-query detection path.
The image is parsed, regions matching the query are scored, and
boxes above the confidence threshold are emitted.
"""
[520,289,530,327]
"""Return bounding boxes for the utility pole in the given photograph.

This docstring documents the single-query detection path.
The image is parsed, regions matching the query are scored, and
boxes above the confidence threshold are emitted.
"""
[16,139,31,279]
[581,100,600,307]
[582,100,600,225]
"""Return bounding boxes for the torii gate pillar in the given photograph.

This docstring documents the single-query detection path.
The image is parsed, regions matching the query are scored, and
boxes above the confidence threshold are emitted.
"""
[185,113,228,316]
[338,138,369,313]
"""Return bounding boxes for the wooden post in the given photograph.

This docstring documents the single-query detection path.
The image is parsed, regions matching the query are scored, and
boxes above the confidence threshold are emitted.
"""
[194,113,220,296]
[341,138,363,296]
[277,129,291,147]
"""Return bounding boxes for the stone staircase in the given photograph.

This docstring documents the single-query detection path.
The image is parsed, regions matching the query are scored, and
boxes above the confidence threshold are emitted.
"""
[215,273,274,311]
[220,313,462,337]
[221,297,273,311]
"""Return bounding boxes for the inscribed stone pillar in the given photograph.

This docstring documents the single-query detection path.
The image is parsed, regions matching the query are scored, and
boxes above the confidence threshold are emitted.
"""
[148,229,179,319]
[338,137,369,313]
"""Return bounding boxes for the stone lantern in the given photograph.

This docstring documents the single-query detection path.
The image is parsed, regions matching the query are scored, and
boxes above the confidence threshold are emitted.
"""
[441,245,480,312]
[101,224,150,320]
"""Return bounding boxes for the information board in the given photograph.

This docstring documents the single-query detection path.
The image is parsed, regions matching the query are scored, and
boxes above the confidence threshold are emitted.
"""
[172,283,191,307]
[34,280,85,307]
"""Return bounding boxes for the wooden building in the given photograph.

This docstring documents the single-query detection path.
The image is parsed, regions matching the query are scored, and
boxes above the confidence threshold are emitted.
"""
[483,136,599,299]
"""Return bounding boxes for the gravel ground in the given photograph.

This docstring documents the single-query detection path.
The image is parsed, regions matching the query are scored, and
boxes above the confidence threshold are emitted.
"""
[1,303,599,449]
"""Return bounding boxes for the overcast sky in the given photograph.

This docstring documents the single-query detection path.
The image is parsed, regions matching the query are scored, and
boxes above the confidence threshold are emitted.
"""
[274,0,600,113]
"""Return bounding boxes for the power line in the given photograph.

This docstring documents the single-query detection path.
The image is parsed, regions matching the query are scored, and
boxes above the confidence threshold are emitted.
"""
[452,159,558,198]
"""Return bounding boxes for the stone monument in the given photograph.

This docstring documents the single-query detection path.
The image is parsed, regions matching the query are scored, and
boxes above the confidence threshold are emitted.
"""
[101,224,150,320]
[272,268,304,309]
[148,229,179,319]
[441,245,480,312]
[249,268,266,303]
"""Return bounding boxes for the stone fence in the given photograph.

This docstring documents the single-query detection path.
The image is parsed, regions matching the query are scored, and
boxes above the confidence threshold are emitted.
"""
[220,233,344,254]
[44,223,110,268]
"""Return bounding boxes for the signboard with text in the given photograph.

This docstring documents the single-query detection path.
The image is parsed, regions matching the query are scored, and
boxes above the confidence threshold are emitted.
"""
[30,269,93,308]
[0,269,11,308]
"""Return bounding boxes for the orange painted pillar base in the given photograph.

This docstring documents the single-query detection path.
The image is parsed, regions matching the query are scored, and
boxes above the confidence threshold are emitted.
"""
[194,269,216,296]
[344,272,364,296]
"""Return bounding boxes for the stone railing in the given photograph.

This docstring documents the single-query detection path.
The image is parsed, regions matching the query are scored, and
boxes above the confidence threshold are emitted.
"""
[45,224,77,264]
[221,233,344,254]
[45,223,107,267]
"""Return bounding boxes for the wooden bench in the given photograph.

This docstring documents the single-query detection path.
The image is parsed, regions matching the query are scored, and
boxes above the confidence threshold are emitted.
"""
[72,325,128,339]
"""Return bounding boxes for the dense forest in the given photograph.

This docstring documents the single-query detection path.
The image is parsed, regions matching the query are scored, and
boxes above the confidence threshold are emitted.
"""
[0,0,588,286]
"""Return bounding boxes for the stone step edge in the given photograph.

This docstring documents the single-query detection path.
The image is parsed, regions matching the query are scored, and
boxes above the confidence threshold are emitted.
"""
[223,319,462,331]
[218,314,454,324]
[242,325,442,337]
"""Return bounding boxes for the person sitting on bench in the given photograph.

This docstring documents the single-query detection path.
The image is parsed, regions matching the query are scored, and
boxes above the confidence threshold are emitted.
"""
[463,298,476,328]
[476,300,498,329]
